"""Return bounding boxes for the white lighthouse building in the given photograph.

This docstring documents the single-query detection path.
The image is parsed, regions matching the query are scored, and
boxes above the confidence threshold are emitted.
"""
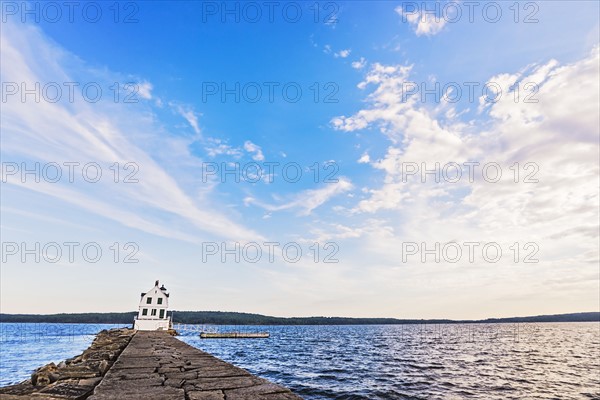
[133,280,172,331]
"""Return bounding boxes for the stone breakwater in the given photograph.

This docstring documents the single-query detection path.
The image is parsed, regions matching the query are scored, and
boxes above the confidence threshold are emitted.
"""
[0,328,135,399]
[0,329,302,399]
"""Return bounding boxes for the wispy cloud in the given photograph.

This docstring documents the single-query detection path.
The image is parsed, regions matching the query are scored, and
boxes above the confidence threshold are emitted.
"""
[244,178,353,216]
[395,5,447,36]
[137,81,153,100]
[334,49,351,58]
[204,138,243,158]
[357,153,370,164]
[243,140,265,161]
[171,103,201,135]
[351,57,367,69]
[0,21,262,243]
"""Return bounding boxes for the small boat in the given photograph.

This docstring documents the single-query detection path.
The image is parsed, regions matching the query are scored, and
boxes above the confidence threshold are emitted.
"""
[200,332,270,339]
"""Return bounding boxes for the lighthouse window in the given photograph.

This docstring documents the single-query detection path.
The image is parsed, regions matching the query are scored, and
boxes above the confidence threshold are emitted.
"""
[142,308,148,316]
[159,309,165,318]
[146,297,152,304]
[157,298,163,305]
[151,309,157,316]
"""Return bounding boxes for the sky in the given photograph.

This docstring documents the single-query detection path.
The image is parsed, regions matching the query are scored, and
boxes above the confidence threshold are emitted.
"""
[0,1,599,319]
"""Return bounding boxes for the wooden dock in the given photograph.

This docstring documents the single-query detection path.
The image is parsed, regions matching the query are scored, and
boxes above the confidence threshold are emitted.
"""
[0,329,302,399]
[200,332,270,339]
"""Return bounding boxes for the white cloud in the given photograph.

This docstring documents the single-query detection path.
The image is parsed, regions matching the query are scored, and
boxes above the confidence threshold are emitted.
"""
[204,138,242,158]
[244,178,353,216]
[331,63,424,142]
[171,104,201,135]
[243,140,265,161]
[202,139,264,162]
[351,57,367,69]
[395,5,447,36]
[334,49,351,58]
[329,46,599,314]
[137,81,153,99]
[357,153,370,163]
[333,48,600,219]
[0,21,262,243]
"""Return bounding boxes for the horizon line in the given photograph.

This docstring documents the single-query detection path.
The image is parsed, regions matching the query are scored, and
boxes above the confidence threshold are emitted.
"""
[1,310,598,322]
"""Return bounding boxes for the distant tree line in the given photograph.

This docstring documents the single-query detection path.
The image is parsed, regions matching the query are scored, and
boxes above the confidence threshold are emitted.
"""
[0,312,137,324]
[1,311,597,325]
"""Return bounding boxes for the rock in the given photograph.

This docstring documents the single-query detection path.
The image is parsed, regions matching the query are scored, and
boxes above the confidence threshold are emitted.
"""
[2,328,136,399]
[188,390,225,400]
[98,360,109,375]
[31,363,59,386]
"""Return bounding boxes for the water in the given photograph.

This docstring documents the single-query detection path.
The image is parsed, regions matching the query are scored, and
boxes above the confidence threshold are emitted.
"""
[0,323,128,386]
[178,323,600,399]
[1,323,599,399]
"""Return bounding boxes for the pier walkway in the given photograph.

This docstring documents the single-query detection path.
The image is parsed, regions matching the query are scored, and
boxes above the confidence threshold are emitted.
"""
[0,329,302,400]
[89,331,300,400]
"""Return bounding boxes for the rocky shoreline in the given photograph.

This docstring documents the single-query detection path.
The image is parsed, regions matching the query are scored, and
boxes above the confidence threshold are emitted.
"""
[0,328,135,399]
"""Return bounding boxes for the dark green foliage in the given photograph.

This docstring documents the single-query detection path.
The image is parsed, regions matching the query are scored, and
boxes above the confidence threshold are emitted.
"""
[0,312,597,325]
[0,312,137,324]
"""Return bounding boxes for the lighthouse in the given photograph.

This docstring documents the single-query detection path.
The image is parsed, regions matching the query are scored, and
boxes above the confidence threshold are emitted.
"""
[133,280,172,331]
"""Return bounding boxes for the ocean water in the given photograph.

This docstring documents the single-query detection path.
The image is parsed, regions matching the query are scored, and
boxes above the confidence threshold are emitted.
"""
[0,323,128,386]
[1,322,599,399]
[178,323,600,399]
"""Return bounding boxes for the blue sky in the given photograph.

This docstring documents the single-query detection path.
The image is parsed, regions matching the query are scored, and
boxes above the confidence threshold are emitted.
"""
[1,1,599,319]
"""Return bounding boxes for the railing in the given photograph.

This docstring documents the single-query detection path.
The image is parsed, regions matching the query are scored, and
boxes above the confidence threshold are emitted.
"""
[173,324,215,333]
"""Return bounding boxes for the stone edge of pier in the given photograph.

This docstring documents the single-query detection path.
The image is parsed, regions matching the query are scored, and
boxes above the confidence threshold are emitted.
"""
[0,327,134,399]
[0,328,303,400]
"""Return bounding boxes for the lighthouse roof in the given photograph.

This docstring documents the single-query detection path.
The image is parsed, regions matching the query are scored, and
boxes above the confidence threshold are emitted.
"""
[140,281,169,298]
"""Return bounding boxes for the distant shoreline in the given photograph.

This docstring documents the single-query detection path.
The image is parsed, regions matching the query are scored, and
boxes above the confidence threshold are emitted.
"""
[1,311,598,325]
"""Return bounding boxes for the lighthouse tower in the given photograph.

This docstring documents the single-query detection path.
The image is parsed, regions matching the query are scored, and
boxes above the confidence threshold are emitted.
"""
[133,280,172,331]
